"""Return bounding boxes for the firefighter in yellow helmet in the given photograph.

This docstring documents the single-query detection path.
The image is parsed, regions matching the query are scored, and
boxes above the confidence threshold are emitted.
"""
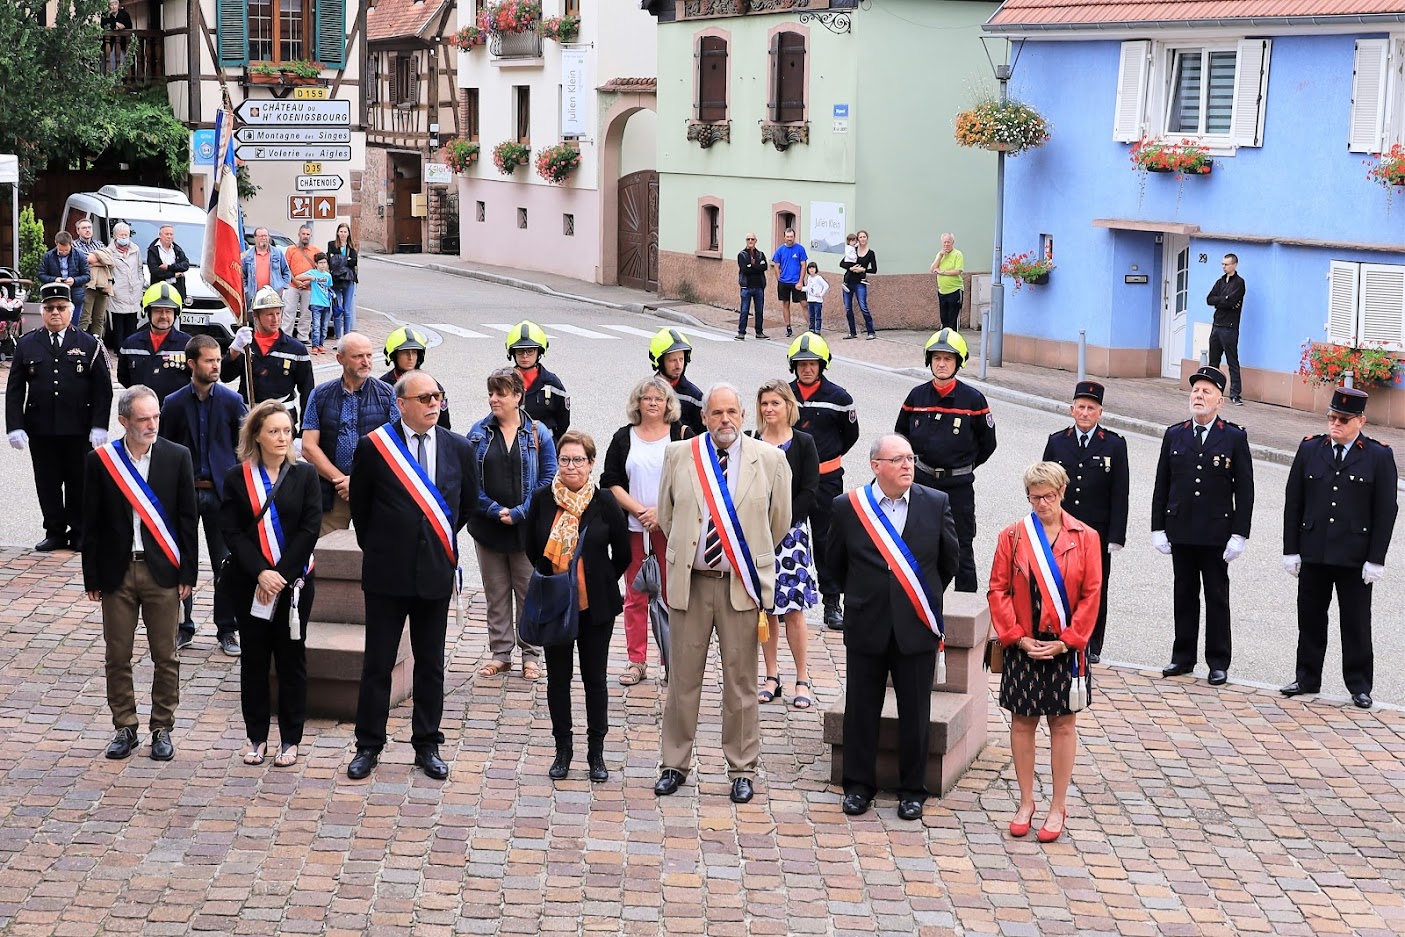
[506,320,569,440]
[383,326,451,429]
[894,328,996,592]
[648,327,703,434]
[223,285,314,431]
[118,282,193,402]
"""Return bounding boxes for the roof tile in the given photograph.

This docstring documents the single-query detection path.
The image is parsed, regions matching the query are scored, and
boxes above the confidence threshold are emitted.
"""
[368,0,449,42]
[989,0,1405,27]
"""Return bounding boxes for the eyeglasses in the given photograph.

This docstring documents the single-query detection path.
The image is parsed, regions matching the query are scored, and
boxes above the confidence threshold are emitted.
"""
[1326,413,1360,424]
[746,237,757,241]
[873,455,916,465]
[1027,492,1060,504]
[406,392,443,404]
[558,456,591,467]
[640,396,666,404]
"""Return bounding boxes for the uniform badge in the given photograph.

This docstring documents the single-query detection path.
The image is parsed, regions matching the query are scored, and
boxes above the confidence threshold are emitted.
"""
[283,360,291,372]
[66,347,83,355]
[848,410,857,423]
[1214,455,1221,466]
[986,413,995,428]
[544,387,551,401]
[76,363,84,374]
[1103,456,1111,472]
[952,417,961,435]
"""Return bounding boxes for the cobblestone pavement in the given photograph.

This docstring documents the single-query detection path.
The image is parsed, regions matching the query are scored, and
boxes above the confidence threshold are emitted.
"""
[3,547,1404,936]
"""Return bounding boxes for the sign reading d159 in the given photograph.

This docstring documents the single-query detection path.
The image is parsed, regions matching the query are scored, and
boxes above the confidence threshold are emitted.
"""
[234,99,351,126]
[235,145,352,162]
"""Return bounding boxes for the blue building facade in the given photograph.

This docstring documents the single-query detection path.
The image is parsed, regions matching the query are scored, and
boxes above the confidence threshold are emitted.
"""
[984,8,1405,421]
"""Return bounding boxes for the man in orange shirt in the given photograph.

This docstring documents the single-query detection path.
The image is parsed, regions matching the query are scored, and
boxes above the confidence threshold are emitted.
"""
[240,227,291,312]
[281,225,318,340]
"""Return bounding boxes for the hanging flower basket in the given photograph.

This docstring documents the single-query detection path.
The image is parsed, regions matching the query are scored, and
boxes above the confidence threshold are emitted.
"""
[450,25,486,51]
[1366,143,1405,189]
[247,60,325,85]
[1129,137,1213,177]
[953,99,1051,156]
[535,143,582,185]
[492,140,531,175]
[1298,340,1399,388]
[443,139,480,173]
[539,15,580,42]
[1001,250,1055,291]
[481,0,541,35]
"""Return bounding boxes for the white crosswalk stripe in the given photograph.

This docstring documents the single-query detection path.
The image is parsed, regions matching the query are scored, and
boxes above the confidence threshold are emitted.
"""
[426,323,492,339]
[434,321,735,342]
[545,323,620,340]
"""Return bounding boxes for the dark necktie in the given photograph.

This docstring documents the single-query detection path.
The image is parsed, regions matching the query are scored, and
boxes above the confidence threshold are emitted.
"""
[1078,433,1088,452]
[415,433,427,469]
[703,447,730,568]
[1195,425,1206,449]
[1334,444,1344,468]
[50,330,60,352]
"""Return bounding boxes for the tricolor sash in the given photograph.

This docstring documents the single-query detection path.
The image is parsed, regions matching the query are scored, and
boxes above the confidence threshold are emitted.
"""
[242,462,313,576]
[1022,512,1088,710]
[96,439,180,568]
[848,484,945,641]
[691,435,762,607]
[367,423,457,565]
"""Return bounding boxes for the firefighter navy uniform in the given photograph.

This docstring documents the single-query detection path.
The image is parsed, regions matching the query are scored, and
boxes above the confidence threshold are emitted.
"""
[221,331,315,431]
[117,327,194,403]
[518,365,570,441]
[793,374,859,611]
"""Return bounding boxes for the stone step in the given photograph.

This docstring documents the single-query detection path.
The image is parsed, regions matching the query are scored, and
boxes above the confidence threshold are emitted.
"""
[273,619,413,721]
[822,689,989,796]
[313,578,366,626]
[939,591,990,649]
[310,528,362,580]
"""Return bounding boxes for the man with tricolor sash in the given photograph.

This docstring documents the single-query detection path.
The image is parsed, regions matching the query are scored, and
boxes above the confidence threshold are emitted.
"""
[82,385,199,762]
[653,383,791,805]
[826,434,958,821]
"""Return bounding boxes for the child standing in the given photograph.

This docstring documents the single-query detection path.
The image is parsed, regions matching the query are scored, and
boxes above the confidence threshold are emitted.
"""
[803,262,829,333]
[307,253,334,354]
[841,234,858,295]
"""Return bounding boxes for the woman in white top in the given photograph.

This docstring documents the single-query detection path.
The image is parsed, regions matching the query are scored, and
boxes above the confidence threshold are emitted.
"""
[601,377,694,686]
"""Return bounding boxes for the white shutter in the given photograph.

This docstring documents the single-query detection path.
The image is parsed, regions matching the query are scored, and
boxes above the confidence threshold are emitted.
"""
[1113,40,1151,142]
[1358,262,1405,348]
[1349,38,1389,153]
[1327,261,1359,344]
[1229,39,1270,147]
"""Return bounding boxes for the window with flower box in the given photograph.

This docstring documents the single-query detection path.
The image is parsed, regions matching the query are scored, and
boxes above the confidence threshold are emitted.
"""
[1327,260,1405,349]
[217,0,346,66]
[1348,38,1405,153]
[515,86,531,145]
[1112,38,1270,151]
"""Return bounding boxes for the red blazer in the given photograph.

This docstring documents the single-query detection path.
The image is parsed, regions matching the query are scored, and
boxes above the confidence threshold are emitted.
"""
[987,514,1102,651]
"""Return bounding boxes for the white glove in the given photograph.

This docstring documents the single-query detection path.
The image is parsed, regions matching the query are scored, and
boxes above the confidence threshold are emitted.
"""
[7,430,28,450]
[1222,534,1246,563]
[231,326,253,354]
[1151,530,1171,555]
[1107,542,1123,554]
[1363,562,1385,585]
[293,437,304,460]
[1282,554,1301,578]
[89,428,108,449]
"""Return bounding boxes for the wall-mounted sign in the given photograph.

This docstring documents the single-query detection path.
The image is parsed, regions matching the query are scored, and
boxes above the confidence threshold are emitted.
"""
[191,129,217,167]
[236,144,352,162]
[288,195,337,220]
[235,127,351,145]
[833,103,849,119]
[235,99,351,126]
[561,49,593,138]
[1125,274,1150,284]
[424,163,452,185]
[808,201,846,255]
[295,174,344,192]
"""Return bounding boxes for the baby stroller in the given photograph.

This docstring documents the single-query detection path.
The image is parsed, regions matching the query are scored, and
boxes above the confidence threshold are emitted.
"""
[0,267,25,361]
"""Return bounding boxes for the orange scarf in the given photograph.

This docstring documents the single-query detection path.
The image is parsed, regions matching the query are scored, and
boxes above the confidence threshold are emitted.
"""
[544,475,594,609]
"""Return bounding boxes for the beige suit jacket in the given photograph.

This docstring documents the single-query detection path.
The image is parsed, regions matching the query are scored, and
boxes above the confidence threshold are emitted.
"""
[657,432,792,611]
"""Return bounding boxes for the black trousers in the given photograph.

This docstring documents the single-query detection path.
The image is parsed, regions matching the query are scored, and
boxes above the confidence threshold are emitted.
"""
[356,591,449,752]
[937,290,963,331]
[544,613,615,749]
[236,579,314,745]
[182,487,237,638]
[916,473,977,592]
[1170,544,1232,671]
[810,470,844,599]
[1296,563,1373,695]
[31,434,89,541]
[1090,545,1112,657]
[843,633,935,801]
[1208,326,1242,399]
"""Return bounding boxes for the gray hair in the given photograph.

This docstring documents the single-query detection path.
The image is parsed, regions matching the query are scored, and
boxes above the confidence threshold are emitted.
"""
[940,232,955,241]
[111,221,130,236]
[869,433,912,461]
[117,384,158,419]
[395,369,439,398]
[625,376,681,425]
[702,381,744,414]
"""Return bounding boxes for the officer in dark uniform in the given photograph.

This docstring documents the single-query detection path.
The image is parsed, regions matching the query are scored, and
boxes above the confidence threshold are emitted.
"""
[1150,366,1254,686]
[1280,387,1397,709]
[894,328,996,592]
[5,283,113,551]
[649,328,704,435]
[788,332,859,630]
[1041,381,1129,662]
[117,283,194,403]
[506,320,570,441]
[382,327,451,429]
[221,286,314,431]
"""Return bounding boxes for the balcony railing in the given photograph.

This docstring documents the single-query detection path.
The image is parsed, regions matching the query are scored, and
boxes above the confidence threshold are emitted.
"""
[102,29,164,87]
[490,30,543,59]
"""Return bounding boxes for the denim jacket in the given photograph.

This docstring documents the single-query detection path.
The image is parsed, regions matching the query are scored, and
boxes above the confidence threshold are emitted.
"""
[466,408,557,524]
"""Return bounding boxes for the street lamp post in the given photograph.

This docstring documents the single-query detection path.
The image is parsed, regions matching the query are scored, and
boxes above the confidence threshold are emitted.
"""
[987,62,1011,369]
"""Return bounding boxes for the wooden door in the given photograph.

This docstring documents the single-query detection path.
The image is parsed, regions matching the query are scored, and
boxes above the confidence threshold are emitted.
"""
[617,170,658,292]
[393,173,422,252]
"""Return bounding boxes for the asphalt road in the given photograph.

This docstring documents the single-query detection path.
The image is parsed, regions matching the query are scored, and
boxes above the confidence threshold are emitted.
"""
[2,257,1399,706]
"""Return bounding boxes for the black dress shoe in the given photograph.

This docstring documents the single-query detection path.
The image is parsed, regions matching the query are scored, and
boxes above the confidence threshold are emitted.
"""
[841,793,871,816]
[822,599,843,631]
[730,777,754,804]
[1353,693,1374,709]
[347,748,379,780]
[414,747,449,780]
[549,746,572,780]
[105,726,138,759]
[1087,652,1101,664]
[654,768,685,796]
[1161,663,1194,677]
[1280,681,1319,697]
[34,537,66,552]
[1207,669,1228,686]
[149,728,175,761]
[588,752,608,782]
[897,798,925,821]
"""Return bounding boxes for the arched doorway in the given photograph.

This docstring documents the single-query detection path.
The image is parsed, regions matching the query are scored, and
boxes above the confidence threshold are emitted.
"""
[598,91,656,289]
[617,170,658,291]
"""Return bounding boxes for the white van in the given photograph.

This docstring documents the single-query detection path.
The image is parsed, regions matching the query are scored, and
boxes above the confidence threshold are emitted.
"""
[60,185,240,348]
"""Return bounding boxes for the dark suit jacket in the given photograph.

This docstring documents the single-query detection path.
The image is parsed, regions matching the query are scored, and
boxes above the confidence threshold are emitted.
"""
[218,460,322,602]
[82,437,199,592]
[1042,425,1130,547]
[349,423,479,600]
[523,486,633,623]
[147,240,191,286]
[39,248,91,310]
[1151,417,1254,546]
[5,327,112,436]
[1284,433,1398,567]
[746,429,819,527]
[827,484,959,655]
[159,383,247,497]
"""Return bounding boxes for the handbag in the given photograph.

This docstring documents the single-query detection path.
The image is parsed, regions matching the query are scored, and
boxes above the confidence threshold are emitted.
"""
[214,465,289,594]
[520,519,588,647]
[983,525,1021,674]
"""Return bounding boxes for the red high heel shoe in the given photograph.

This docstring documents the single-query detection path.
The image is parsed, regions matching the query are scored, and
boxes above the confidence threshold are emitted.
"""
[1037,810,1067,843]
[1009,806,1035,838]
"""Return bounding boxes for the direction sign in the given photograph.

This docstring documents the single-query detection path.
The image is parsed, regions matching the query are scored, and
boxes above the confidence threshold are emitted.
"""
[234,127,351,145]
[234,99,351,126]
[296,174,345,192]
[288,195,337,220]
[236,145,352,162]
[293,87,329,100]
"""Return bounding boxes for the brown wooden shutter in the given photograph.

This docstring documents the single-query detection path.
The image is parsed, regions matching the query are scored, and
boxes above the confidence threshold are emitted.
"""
[774,31,805,123]
[698,36,728,122]
[389,55,400,106]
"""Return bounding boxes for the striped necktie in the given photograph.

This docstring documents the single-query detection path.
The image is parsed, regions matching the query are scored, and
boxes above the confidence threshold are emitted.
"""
[703,447,730,567]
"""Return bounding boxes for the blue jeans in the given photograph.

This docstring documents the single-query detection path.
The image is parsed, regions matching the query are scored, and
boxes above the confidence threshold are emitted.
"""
[808,302,824,332]
[738,287,765,335]
[182,487,237,638]
[309,304,330,348]
[341,281,357,333]
[843,282,874,336]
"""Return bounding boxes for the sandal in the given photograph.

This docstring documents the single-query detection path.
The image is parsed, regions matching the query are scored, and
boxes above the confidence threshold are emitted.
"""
[478,660,511,677]
[243,742,267,765]
[618,661,647,686]
[758,675,782,703]
[273,743,298,768]
[791,681,813,710]
[522,660,542,680]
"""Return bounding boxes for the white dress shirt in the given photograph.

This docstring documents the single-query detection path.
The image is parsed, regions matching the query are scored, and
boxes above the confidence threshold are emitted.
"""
[693,434,742,572]
[404,421,436,481]
[157,243,177,267]
[127,441,152,549]
[877,485,911,535]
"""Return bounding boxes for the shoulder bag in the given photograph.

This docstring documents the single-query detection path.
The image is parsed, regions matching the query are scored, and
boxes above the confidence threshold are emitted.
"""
[520,518,588,647]
[982,524,1019,674]
[214,465,290,594]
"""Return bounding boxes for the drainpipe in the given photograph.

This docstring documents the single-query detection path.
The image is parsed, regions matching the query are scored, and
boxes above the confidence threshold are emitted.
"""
[988,64,1011,368]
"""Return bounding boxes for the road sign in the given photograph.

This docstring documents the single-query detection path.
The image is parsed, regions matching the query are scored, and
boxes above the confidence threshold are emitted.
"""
[234,99,351,126]
[236,144,352,162]
[303,162,322,174]
[293,87,329,100]
[234,127,351,145]
[295,174,345,192]
[288,195,337,220]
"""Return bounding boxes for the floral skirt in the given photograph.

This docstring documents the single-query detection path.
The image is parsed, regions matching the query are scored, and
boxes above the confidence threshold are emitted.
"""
[772,521,819,615]
[999,641,1093,717]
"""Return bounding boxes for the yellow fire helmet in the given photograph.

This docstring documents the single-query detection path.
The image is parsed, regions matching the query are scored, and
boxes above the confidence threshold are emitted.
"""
[924,327,970,367]
[250,285,284,311]
[786,331,832,372]
[648,327,692,370]
[505,320,549,358]
[385,326,429,367]
[142,281,183,309]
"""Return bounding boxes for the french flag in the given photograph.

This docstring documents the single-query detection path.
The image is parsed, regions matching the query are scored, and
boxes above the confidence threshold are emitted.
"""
[201,107,244,321]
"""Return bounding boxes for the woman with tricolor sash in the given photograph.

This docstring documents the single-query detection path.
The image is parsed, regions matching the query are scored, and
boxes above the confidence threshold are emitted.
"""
[219,400,322,768]
[988,461,1103,843]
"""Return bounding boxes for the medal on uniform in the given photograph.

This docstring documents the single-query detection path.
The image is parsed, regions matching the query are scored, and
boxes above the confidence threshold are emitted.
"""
[1103,456,1111,472]
[544,387,551,401]
[283,360,290,372]
[1214,455,1221,466]
[953,417,961,435]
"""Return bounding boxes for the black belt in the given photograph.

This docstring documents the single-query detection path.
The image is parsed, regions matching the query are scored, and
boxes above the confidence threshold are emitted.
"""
[132,551,146,562]
[916,459,974,479]
[692,568,726,579]
[194,479,215,490]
